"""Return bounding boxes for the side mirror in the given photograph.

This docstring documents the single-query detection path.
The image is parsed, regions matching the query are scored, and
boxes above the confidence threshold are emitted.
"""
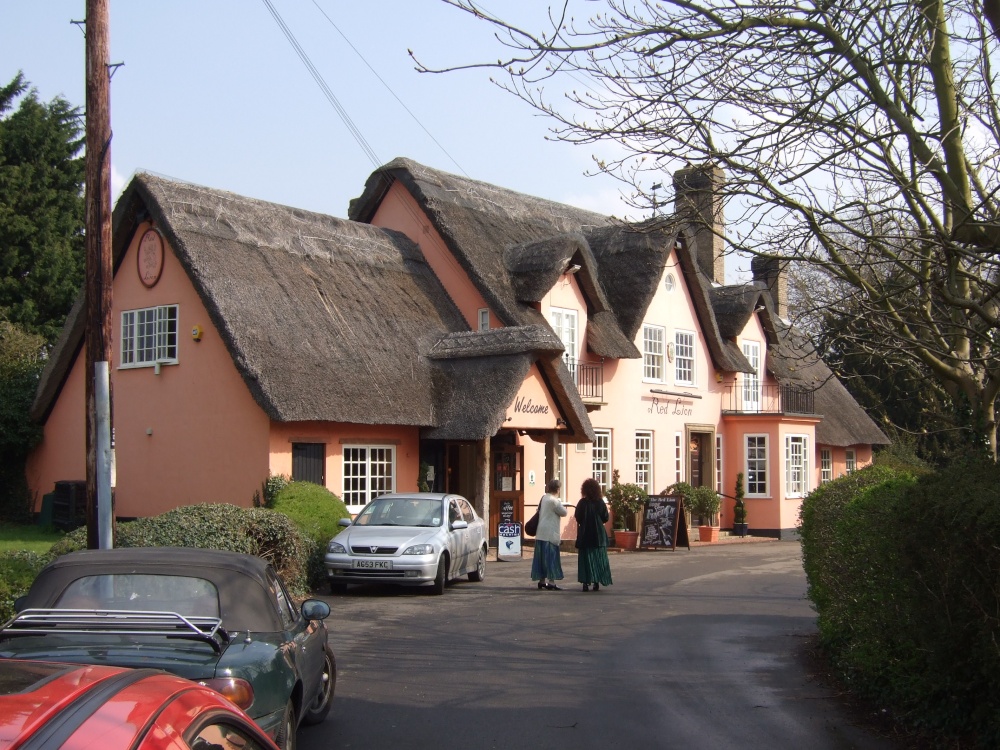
[451,519,468,530]
[301,599,331,621]
[337,518,352,527]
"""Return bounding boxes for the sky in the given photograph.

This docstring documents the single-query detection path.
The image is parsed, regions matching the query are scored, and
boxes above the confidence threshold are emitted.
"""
[1,1,645,223]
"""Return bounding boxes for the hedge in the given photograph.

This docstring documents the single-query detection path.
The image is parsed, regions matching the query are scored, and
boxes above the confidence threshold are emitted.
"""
[799,460,1000,745]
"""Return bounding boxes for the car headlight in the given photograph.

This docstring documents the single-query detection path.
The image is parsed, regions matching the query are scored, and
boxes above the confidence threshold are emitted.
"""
[327,541,347,554]
[402,543,434,555]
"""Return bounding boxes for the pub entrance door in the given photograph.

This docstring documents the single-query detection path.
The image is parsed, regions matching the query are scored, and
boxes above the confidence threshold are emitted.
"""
[488,443,523,547]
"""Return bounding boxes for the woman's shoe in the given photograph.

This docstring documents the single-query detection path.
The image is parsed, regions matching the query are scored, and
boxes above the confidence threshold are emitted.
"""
[537,581,546,590]
[582,584,590,592]
[593,583,600,591]
[545,583,562,591]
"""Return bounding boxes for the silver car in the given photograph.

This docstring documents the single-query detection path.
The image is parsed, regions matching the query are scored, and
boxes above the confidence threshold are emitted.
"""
[324,493,488,595]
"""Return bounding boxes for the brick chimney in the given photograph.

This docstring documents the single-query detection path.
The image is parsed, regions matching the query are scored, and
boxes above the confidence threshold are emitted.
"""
[751,256,789,318]
[673,164,726,284]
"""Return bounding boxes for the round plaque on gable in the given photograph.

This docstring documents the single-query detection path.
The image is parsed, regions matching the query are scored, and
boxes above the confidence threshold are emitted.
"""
[137,229,164,288]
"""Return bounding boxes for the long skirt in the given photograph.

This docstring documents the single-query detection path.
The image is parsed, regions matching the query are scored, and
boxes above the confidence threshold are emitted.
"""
[577,546,613,586]
[530,540,564,581]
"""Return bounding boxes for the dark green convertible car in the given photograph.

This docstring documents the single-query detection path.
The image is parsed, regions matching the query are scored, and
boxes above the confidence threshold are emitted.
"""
[0,547,335,750]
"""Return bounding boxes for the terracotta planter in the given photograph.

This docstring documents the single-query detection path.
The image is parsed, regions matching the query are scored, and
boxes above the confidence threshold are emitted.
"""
[698,525,720,543]
[613,530,639,550]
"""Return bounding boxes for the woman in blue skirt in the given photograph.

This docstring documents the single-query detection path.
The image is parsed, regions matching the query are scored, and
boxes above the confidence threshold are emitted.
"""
[530,479,567,590]
[575,478,613,592]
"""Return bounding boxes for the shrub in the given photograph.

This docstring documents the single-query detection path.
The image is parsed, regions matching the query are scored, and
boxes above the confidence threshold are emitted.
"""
[606,470,647,530]
[48,503,312,596]
[800,460,1000,745]
[0,550,48,623]
[270,482,351,589]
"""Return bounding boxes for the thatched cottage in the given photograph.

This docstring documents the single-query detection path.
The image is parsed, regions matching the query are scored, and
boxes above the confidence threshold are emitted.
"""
[26,158,887,541]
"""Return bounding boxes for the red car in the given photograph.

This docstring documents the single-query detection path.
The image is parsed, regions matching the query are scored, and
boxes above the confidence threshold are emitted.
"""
[0,658,279,750]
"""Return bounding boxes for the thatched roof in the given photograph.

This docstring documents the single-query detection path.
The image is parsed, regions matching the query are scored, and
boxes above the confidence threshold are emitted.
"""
[350,158,639,360]
[31,173,589,440]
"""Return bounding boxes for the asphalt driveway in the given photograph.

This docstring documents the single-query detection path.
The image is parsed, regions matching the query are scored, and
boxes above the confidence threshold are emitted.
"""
[301,540,898,750]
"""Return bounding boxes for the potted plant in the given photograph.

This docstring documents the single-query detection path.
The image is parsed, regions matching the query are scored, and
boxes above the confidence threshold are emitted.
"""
[732,472,748,537]
[606,470,647,550]
[689,485,722,543]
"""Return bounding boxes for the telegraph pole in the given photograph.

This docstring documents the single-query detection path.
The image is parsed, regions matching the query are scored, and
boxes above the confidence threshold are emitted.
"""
[85,0,114,549]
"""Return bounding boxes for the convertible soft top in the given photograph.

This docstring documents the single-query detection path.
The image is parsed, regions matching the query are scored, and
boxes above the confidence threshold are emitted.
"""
[20,547,287,632]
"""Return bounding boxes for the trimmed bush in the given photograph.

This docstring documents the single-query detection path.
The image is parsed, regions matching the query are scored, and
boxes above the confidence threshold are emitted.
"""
[270,482,351,589]
[0,550,48,623]
[48,504,312,596]
[800,460,1000,745]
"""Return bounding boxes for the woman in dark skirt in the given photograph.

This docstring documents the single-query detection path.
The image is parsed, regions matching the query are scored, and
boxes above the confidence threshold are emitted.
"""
[575,478,613,591]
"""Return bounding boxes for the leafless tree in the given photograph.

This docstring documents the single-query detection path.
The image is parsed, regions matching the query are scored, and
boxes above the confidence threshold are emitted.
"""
[416,0,1000,458]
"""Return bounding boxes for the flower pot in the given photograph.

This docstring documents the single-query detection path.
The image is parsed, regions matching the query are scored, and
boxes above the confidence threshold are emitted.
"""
[613,529,639,550]
[698,525,720,543]
[733,523,748,538]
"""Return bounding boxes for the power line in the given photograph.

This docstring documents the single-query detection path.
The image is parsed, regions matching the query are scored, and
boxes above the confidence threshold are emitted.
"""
[309,0,469,178]
[260,0,381,170]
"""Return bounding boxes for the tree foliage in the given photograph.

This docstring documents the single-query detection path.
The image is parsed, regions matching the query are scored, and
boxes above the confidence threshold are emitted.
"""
[419,0,1000,456]
[0,72,85,344]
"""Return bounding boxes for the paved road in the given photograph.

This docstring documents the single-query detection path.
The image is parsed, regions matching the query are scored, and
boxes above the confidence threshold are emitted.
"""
[300,541,897,750]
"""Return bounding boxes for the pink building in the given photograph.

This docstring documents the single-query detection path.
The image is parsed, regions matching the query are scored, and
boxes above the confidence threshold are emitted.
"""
[26,159,887,543]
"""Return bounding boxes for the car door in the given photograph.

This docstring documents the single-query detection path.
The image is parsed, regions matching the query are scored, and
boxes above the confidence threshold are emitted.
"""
[459,497,483,567]
[447,498,472,575]
[268,570,325,708]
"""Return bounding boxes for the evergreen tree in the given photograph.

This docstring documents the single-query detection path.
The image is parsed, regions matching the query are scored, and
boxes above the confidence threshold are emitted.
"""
[0,72,85,345]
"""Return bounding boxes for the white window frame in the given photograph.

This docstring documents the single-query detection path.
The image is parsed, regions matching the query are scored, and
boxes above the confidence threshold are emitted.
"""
[785,435,809,498]
[342,445,396,510]
[478,308,490,331]
[642,324,665,382]
[556,444,566,500]
[592,429,611,493]
[716,435,724,493]
[120,304,179,368]
[820,449,832,483]
[745,435,768,497]
[674,330,695,386]
[845,449,857,473]
[742,340,761,412]
[675,433,683,484]
[635,431,653,493]
[549,307,578,369]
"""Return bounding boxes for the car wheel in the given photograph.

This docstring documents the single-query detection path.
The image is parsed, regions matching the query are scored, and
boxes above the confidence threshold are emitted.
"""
[468,546,486,582]
[329,582,347,595]
[301,645,336,725]
[431,555,447,595]
[275,700,297,750]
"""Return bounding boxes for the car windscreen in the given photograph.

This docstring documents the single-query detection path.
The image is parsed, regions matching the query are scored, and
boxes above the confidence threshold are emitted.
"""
[355,498,442,527]
[55,574,221,617]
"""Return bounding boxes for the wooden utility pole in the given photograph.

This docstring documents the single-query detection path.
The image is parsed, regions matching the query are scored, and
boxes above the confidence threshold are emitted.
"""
[85,0,114,549]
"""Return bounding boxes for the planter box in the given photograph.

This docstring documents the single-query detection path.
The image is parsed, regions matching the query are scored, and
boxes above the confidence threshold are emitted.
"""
[733,523,748,538]
[613,530,639,550]
[698,525,720,543]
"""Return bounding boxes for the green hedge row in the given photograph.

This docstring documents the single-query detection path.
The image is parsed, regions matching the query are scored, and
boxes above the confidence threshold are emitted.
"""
[800,460,1000,746]
[0,482,350,623]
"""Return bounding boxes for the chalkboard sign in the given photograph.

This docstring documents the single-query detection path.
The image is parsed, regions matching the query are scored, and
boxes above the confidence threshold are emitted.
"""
[640,494,690,551]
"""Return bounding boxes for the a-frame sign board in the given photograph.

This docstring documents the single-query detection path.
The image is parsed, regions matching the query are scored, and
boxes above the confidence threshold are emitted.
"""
[639,494,691,550]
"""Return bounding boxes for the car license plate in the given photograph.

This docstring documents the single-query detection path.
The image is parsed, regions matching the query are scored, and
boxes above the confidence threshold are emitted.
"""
[352,559,392,570]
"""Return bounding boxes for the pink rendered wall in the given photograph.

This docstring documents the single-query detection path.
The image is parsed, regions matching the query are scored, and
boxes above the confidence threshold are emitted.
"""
[24,351,87,509]
[268,422,421,507]
[369,183,491,330]
[27,222,272,518]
